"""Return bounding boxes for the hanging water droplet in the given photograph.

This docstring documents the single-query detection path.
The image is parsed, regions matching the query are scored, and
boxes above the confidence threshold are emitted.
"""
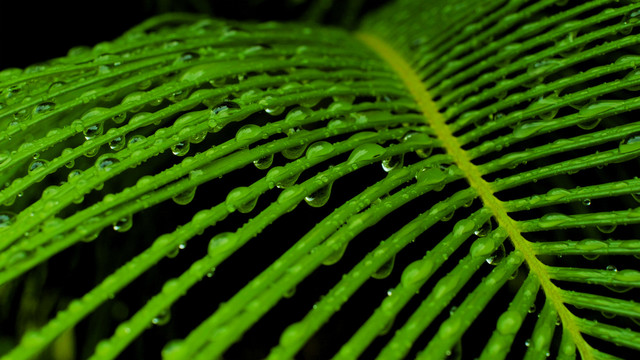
[172,187,197,205]
[486,243,506,265]
[619,134,640,153]
[28,159,48,174]
[112,214,133,232]
[582,198,591,206]
[109,135,126,151]
[305,141,334,159]
[304,182,333,208]
[171,141,190,156]
[208,101,241,131]
[381,153,404,172]
[0,211,16,230]
[596,224,617,234]
[152,309,171,326]
[606,265,617,272]
[347,143,386,166]
[168,89,190,103]
[577,118,600,130]
[512,121,545,139]
[112,113,126,124]
[83,123,104,140]
[96,155,119,171]
[32,101,56,115]
[226,187,259,213]
[208,232,237,256]
[128,135,147,149]
[260,96,285,116]
[253,153,274,170]
[235,124,263,142]
[283,286,296,299]
[372,255,395,279]
[474,220,492,237]
[190,131,207,144]
[281,128,309,159]
[322,242,348,266]
[284,106,312,125]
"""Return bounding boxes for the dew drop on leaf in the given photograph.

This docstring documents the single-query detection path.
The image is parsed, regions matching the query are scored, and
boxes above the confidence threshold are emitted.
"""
[619,135,640,153]
[113,214,133,232]
[109,135,126,151]
[304,182,333,208]
[322,242,348,266]
[253,153,274,170]
[596,224,617,234]
[372,255,395,279]
[0,211,16,230]
[381,153,404,172]
[33,101,56,114]
[226,186,259,213]
[474,219,492,237]
[96,155,119,171]
[235,124,263,142]
[171,141,190,156]
[152,309,171,326]
[84,123,104,141]
[208,232,237,257]
[305,141,335,159]
[172,187,197,205]
[28,159,48,174]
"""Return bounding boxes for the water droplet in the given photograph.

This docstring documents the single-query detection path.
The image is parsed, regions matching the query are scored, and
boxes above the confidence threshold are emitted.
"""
[226,187,259,213]
[190,131,207,144]
[400,259,433,286]
[96,155,119,171]
[527,95,559,120]
[486,243,505,265]
[171,141,190,156]
[112,113,126,124]
[84,123,104,140]
[128,135,147,149]
[619,134,640,153]
[304,182,333,208]
[109,135,126,151]
[471,237,494,258]
[381,154,404,172]
[322,242,348,266]
[208,101,241,131]
[152,309,171,326]
[282,128,309,159]
[168,89,190,103]
[512,121,545,139]
[283,286,296,298]
[28,159,48,174]
[177,51,200,63]
[582,198,591,206]
[172,187,196,205]
[372,255,395,279]
[235,124,263,142]
[528,304,536,314]
[285,106,312,125]
[347,143,386,166]
[261,96,285,116]
[33,101,56,114]
[208,232,237,257]
[596,224,617,234]
[253,153,274,170]
[0,211,16,230]
[113,214,132,232]
[606,265,617,272]
[474,219,492,237]
[415,166,447,186]
[577,118,601,130]
[306,141,335,159]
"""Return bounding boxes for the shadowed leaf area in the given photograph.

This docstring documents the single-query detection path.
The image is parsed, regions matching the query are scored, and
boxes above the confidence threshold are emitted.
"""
[2,0,640,359]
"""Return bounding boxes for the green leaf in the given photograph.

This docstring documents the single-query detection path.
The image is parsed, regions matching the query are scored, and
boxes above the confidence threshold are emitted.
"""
[2,0,640,359]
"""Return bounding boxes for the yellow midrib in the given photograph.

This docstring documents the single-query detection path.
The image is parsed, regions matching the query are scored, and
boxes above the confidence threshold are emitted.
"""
[355,32,592,359]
